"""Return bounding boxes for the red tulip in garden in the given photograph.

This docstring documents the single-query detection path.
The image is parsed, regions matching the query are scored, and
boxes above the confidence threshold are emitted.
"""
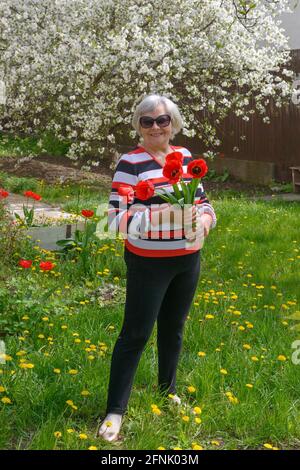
[81,209,94,218]
[0,189,9,199]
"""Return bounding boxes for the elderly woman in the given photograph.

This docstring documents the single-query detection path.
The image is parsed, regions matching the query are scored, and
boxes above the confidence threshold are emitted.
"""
[97,94,217,442]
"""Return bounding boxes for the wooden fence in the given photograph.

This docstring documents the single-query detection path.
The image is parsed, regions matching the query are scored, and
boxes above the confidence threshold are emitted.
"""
[176,49,300,183]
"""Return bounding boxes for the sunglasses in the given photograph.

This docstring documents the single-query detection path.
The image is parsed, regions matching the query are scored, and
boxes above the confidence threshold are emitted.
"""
[139,114,171,129]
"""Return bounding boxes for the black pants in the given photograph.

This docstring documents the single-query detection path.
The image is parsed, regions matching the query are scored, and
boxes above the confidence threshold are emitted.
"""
[105,247,201,415]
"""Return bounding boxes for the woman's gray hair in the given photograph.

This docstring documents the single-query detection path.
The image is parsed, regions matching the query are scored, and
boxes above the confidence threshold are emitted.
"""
[132,94,184,140]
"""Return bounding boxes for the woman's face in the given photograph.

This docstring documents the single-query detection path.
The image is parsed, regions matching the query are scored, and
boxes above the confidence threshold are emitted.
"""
[139,104,172,149]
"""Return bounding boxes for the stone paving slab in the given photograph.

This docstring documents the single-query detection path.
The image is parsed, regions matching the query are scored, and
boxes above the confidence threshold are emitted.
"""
[3,192,83,222]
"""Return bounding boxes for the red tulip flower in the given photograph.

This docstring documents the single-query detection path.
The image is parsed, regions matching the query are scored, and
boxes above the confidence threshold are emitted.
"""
[135,181,155,200]
[165,151,184,165]
[24,190,42,201]
[187,158,208,179]
[0,189,9,199]
[162,159,183,184]
[18,259,33,269]
[31,193,42,201]
[39,261,55,271]
[81,209,94,218]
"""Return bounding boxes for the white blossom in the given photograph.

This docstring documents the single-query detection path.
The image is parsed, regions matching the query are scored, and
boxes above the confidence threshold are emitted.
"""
[0,0,294,164]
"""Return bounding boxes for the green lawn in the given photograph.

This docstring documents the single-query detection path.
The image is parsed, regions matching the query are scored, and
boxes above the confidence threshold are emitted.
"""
[0,175,300,450]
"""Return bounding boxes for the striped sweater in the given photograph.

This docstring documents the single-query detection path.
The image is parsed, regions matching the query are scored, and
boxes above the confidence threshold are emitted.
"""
[107,144,217,257]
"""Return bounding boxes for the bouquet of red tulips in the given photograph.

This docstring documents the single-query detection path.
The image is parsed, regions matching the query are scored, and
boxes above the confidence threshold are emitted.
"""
[118,151,208,206]
[155,151,208,206]
[117,151,208,244]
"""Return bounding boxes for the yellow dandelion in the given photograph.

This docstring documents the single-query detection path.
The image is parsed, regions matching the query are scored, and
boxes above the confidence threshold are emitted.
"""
[1,397,12,404]
[228,396,239,404]
[53,368,61,374]
[263,443,273,449]
[157,447,166,450]
[54,431,62,438]
[88,446,98,450]
[0,386,6,393]
[211,440,220,446]
[68,369,78,375]
[187,386,196,393]
[277,355,287,362]
[19,363,34,369]
[243,344,251,350]
[192,444,203,450]
[220,369,228,375]
[182,415,190,422]
[198,352,206,357]
[79,433,88,440]
[195,417,202,424]
[193,407,202,415]
[246,384,253,389]
[81,390,90,396]
[16,351,26,356]
[3,355,13,361]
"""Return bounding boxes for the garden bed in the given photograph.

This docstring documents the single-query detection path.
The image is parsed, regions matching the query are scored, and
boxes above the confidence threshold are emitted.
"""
[0,153,288,197]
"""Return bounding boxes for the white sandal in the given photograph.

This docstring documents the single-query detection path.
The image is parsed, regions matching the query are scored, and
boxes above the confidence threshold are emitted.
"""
[96,415,122,442]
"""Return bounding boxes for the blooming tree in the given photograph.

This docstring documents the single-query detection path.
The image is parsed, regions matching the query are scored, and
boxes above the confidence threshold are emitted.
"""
[0,0,295,167]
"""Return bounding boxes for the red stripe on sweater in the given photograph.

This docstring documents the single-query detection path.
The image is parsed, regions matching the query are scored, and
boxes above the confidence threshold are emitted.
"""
[124,239,201,257]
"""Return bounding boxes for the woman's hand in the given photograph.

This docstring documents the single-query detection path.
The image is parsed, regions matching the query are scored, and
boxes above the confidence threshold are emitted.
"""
[199,213,213,238]
[184,209,212,242]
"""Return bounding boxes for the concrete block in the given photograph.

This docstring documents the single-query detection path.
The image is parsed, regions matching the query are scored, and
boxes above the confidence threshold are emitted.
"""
[208,157,276,185]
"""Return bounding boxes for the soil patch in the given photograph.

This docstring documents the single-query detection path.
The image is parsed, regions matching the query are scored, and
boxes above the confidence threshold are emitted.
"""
[0,154,277,197]
[0,155,112,190]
